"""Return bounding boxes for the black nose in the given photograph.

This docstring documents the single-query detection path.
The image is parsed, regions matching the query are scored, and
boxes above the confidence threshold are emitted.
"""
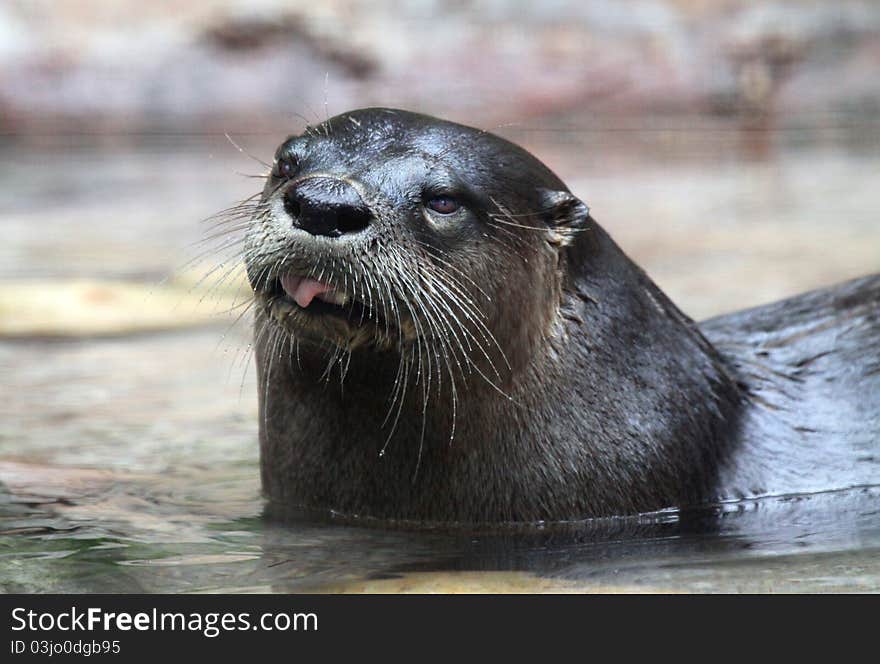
[283,177,372,238]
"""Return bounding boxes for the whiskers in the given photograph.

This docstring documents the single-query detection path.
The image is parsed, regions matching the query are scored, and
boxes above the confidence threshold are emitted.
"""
[170,186,273,404]
[198,178,529,486]
[246,230,515,483]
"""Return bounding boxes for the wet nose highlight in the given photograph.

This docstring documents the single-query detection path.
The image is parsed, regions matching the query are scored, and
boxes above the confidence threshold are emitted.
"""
[283,177,372,238]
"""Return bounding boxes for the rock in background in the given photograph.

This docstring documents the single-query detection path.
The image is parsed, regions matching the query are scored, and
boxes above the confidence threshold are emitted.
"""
[1,0,879,134]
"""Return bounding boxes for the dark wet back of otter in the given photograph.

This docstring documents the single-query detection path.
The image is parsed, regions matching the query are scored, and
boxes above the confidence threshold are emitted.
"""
[701,274,880,500]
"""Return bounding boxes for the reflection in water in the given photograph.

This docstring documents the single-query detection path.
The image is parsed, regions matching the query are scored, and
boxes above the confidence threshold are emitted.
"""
[1,129,878,593]
[2,462,879,593]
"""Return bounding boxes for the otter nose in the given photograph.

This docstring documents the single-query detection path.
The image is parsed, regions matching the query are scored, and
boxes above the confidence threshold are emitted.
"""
[283,177,372,238]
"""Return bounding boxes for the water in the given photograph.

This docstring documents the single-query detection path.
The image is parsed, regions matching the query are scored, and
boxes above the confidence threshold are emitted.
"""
[1,121,878,593]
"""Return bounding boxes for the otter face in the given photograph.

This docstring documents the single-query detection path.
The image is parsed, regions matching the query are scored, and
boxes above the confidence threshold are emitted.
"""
[245,108,588,378]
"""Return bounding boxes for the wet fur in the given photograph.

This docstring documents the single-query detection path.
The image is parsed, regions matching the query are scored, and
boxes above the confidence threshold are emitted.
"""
[241,108,879,523]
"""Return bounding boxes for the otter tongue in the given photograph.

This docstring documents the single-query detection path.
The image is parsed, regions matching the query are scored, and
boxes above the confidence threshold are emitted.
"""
[280,274,333,309]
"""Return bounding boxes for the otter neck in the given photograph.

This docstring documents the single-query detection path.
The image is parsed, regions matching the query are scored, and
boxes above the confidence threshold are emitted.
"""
[256,223,743,522]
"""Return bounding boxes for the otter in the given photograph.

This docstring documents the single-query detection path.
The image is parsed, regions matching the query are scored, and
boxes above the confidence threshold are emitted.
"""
[241,108,879,524]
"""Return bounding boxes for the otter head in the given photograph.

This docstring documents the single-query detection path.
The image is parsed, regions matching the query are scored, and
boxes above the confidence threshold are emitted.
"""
[245,108,590,387]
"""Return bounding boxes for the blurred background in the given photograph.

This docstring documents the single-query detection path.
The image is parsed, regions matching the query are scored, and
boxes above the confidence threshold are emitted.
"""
[2,0,879,333]
[1,1,879,592]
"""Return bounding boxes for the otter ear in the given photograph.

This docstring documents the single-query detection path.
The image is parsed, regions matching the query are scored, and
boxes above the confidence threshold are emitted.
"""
[539,189,590,230]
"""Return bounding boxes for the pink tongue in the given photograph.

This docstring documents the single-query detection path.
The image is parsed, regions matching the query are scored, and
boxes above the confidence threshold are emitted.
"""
[280,274,333,308]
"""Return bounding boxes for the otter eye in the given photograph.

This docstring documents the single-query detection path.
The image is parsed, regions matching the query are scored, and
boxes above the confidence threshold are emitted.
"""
[426,196,460,215]
[275,156,296,179]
